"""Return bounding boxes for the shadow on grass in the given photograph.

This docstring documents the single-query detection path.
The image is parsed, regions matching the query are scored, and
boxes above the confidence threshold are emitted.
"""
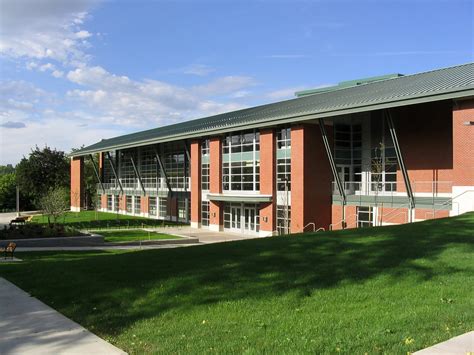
[1,213,473,338]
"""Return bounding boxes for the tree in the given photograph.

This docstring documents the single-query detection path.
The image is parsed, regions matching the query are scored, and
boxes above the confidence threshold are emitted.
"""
[39,187,69,227]
[16,146,70,207]
[0,164,15,175]
[0,173,16,211]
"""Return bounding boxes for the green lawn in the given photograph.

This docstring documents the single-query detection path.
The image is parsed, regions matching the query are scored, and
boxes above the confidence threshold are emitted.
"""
[92,229,181,243]
[31,211,186,230]
[1,213,473,354]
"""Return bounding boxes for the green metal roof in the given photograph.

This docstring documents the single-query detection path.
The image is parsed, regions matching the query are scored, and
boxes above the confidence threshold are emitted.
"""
[72,63,474,157]
[294,73,404,97]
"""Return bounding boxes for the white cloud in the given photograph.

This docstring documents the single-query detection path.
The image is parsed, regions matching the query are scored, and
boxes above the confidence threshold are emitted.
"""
[182,64,215,76]
[52,70,64,78]
[0,0,98,65]
[65,65,255,127]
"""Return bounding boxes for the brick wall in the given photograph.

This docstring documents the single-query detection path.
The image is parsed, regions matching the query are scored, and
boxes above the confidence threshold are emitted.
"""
[140,196,149,214]
[453,99,474,186]
[392,101,453,194]
[259,129,276,233]
[209,137,222,230]
[291,124,333,233]
[70,157,84,211]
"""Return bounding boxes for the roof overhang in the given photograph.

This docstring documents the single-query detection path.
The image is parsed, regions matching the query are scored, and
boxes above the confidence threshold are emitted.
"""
[207,193,273,203]
[70,87,474,157]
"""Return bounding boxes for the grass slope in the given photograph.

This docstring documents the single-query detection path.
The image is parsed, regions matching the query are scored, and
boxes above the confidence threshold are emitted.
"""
[32,211,185,229]
[1,213,473,354]
[93,229,181,243]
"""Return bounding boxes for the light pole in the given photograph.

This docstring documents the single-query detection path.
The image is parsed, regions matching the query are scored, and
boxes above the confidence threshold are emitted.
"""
[16,185,20,217]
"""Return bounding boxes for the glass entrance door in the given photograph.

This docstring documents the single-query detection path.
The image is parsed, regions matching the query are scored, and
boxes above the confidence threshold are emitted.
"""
[230,205,241,230]
[244,207,256,234]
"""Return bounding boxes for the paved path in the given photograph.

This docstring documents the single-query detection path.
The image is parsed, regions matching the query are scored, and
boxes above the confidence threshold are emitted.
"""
[414,331,473,354]
[0,277,126,355]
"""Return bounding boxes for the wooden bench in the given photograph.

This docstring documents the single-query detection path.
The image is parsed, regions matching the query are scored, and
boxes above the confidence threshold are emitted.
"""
[9,216,28,226]
[0,242,17,259]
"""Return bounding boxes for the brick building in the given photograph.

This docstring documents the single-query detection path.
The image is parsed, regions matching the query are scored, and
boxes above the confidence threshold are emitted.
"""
[70,63,474,235]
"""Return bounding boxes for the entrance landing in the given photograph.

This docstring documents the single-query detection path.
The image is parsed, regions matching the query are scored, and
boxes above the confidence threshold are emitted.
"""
[147,226,265,244]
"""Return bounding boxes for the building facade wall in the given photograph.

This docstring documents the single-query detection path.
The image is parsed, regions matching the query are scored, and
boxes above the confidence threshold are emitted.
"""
[70,157,84,211]
[291,124,333,233]
[140,196,149,215]
[190,140,201,228]
[393,101,454,194]
[452,98,474,215]
[259,129,276,235]
[209,137,222,231]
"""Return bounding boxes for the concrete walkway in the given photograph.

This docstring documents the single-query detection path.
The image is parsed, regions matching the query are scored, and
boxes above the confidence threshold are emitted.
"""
[0,277,126,355]
[414,331,473,354]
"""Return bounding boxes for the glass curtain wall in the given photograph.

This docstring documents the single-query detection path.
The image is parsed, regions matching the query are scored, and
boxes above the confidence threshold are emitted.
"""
[222,130,260,192]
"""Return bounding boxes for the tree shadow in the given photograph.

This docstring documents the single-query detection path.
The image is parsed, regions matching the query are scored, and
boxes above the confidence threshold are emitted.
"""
[1,213,473,343]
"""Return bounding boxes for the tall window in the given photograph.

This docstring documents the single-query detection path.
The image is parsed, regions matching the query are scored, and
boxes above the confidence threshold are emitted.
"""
[334,123,362,186]
[357,206,373,228]
[134,196,141,214]
[201,201,209,226]
[149,197,157,216]
[201,139,210,190]
[159,197,167,218]
[126,196,133,213]
[276,205,291,235]
[222,131,260,192]
[163,142,187,190]
[107,195,113,211]
[370,116,398,192]
[276,127,291,192]
[120,150,137,189]
[140,146,158,189]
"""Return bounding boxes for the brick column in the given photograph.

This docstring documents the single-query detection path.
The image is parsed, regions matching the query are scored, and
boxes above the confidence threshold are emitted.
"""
[291,124,333,233]
[119,195,126,212]
[209,137,223,231]
[141,196,149,215]
[101,194,107,211]
[70,156,84,212]
[190,140,201,228]
[452,99,474,215]
[259,129,276,236]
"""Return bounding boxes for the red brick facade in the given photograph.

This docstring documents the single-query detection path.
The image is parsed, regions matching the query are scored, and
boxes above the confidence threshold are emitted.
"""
[259,129,276,233]
[209,138,222,229]
[453,99,474,186]
[291,124,333,233]
[393,101,453,194]
[140,196,149,214]
[70,157,84,210]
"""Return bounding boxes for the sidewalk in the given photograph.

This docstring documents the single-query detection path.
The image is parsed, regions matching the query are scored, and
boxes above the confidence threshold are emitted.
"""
[414,331,473,355]
[0,277,126,355]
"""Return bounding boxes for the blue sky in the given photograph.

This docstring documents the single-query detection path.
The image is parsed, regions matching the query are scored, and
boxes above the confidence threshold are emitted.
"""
[0,0,473,164]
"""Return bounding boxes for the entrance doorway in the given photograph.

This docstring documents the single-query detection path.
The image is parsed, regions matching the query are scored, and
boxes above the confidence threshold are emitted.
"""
[224,203,260,235]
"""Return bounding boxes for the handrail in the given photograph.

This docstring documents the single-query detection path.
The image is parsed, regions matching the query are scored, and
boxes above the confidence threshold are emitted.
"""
[303,222,315,232]
[379,203,410,225]
[315,227,325,233]
[329,213,357,231]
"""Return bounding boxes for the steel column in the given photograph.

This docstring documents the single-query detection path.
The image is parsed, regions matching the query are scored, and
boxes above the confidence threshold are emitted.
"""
[106,152,123,194]
[319,118,347,227]
[385,110,415,221]
[89,154,105,194]
[183,141,190,223]
[130,155,146,195]
[154,147,172,193]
